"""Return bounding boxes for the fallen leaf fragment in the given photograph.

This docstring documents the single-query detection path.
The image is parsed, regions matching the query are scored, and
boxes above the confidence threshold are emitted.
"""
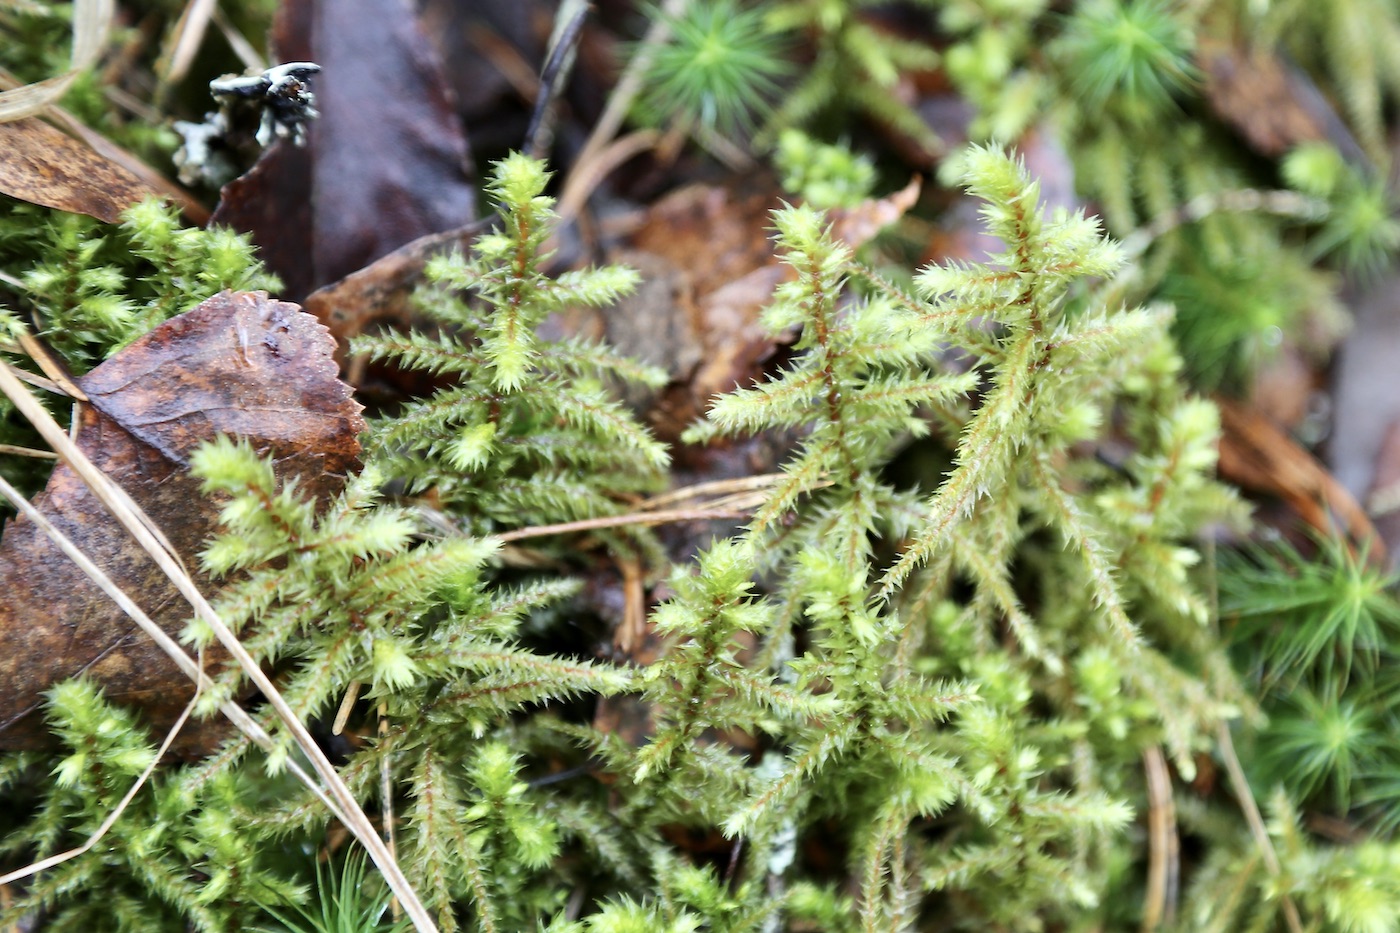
[0,291,365,750]
[585,179,787,437]
[0,117,163,223]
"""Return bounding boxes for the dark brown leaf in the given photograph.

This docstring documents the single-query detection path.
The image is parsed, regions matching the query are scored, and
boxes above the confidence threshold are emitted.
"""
[584,179,788,439]
[0,291,364,750]
[210,0,477,301]
[0,116,162,223]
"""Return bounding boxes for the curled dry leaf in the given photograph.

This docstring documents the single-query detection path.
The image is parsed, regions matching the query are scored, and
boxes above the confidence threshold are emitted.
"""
[0,291,365,750]
[0,117,163,223]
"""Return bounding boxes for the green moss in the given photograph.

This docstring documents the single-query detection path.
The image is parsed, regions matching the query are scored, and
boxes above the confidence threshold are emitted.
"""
[6,0,1400,928]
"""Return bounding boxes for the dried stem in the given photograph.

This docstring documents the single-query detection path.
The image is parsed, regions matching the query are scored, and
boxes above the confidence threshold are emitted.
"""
[1140,745,1178,931]
[496,506,748,543]
[0,693,196,888]
[0,360,438,933]
[1216,721,1304,933]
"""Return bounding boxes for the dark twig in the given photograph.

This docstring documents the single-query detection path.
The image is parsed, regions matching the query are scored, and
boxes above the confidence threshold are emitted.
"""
[525,1,592,160]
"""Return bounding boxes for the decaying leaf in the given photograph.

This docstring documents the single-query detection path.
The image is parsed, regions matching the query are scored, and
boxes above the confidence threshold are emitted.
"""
[563,179,785,439]
[0,116,163,223]
[0,291,364,750]
[574,175,923,436]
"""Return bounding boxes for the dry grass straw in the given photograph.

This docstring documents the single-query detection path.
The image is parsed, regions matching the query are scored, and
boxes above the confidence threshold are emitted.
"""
[0,357,438,932]
[156,0,219,87]
[554,0,688,225]
[0,0,114,122]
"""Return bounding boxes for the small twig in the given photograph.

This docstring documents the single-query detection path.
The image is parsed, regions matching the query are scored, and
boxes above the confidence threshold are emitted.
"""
[705,486,808,514]
[479,475,789,546]
[0,693,197,888]
[615,552,646,654]
[640,472,786,510]
[1119,189,1328,262]
[332,680,362,736]
[17,332,87,401]
[565,885,587,921]
[555,129,661,228]
[1216,721,1305,933]
[496,506,747,543]
[1141,746,1179,931]
[157,0,219,87]
[524,0,591,161]
[557,0,688,218]
[0,365,62,396]
[0,362,438,932]
[210,4,264,72]
[379,702,400,922]
[103,85,164,125]
[469,25,541,103]
[692,120,757,172]
[0,443,57,459]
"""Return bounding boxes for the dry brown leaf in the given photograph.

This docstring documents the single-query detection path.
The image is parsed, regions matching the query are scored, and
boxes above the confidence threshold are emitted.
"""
[602,180,787,435]
[0,64,206,223]
[0,116,163,223]
[0,291,364,750]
